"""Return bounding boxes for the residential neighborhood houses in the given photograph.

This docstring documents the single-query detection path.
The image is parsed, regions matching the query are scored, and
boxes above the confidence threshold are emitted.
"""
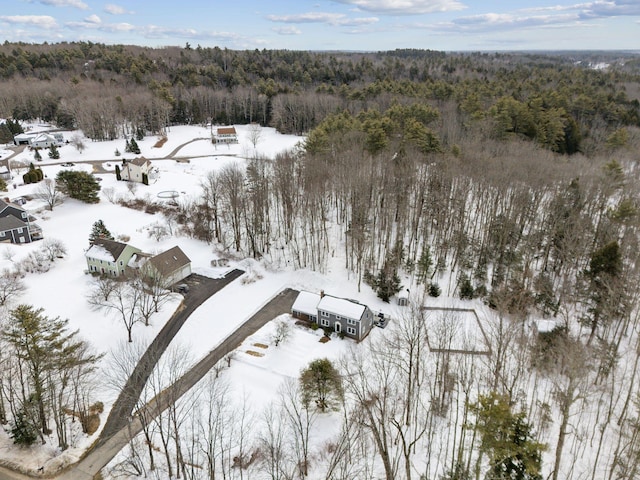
[292,290,375,341]
[85,238,192,285]
[0,198,43,243]
[13,132,64,148]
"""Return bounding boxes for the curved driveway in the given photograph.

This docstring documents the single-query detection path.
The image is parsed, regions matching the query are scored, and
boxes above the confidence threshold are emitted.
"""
[63,287,299,480]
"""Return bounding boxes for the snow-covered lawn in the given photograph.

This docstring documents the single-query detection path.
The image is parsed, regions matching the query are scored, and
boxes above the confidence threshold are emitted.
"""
[0,122,424,475]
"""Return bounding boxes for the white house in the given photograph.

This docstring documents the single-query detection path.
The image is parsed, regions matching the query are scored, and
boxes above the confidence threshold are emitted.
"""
[214,126,238,144]
[30,133,58,149]
[120,157,151,183]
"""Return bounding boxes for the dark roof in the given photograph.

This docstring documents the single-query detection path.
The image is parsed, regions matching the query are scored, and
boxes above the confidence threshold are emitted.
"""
[130,157,150,167]
[0,198,25,213]
[91,238,130,261]
[148,246,191,277]
[0,216,27,232]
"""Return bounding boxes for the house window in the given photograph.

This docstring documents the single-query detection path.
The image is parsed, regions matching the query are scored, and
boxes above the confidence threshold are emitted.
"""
[21,212,27,218]
[17,227,23,233]
[321,318,329,327]
[347,327,356,335]
[321,310,328,317]
[0,231,4,237]
[335,315,341,321]
[120,261,123,266]
[347,318,356,325]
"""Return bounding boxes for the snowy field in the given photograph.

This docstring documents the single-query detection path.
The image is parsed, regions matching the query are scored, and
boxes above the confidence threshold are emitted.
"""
[1,122,453,475]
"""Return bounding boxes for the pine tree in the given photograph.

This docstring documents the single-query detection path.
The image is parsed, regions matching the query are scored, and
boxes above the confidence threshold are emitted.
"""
[48,144,60,159]
[300,358,343,412]
[89,220,114,244]
[129,137,141,154]
[416,246,433,284]
[2,305,100,438]
[142,172,149,185]
[459,273,474,300]
[56,170,100,203]
[34,149,42,161]
[473,393,546,480]
[115,164,121,180]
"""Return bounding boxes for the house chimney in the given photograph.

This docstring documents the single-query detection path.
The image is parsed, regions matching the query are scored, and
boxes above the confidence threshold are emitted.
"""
[320,290,325,298]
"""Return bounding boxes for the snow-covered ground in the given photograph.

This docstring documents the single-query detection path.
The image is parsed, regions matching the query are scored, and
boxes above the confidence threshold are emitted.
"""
[1,123,443,475]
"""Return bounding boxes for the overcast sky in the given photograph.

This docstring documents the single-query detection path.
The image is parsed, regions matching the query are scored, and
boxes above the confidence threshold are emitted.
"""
[2,0,639,51]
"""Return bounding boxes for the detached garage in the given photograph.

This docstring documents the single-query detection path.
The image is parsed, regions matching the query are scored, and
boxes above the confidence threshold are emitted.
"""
[146,246,191,286]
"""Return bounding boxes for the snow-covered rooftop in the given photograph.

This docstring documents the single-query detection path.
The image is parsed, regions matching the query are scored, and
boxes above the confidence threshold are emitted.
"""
[317,295,366,320]
[291,291,321,315]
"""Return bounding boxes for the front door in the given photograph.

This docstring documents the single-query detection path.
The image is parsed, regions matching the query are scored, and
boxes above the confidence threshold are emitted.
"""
[335,322,341,333]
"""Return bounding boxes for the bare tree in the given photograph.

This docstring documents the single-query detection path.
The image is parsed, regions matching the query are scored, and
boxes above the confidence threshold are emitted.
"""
[39,238,67,262]
[88,279,143,342]
[70,134,86,153]
[271,318,291,347]
[0,269,25,306]
[248,123,263,150]
[35,178,63,210]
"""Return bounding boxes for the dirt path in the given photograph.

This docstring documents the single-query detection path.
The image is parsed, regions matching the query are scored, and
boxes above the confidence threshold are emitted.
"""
[61,288,299,480]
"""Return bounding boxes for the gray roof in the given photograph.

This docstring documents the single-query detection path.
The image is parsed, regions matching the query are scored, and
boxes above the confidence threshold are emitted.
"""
[91,238,130,261]
[0,215,27,232]
[148,246,191,277]
[129,157,150,167]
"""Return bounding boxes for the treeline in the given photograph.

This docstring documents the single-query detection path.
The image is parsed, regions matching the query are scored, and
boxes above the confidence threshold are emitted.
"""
[0,42,638,155]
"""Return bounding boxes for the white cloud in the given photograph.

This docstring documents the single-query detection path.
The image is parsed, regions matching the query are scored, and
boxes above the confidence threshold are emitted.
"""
[84,14,101,24]
[267,12,379,26]
[104,4,133,15]
[39,0,88,9]
[332,0,466,15]
[0,15,58,28]
[273,26,302,35]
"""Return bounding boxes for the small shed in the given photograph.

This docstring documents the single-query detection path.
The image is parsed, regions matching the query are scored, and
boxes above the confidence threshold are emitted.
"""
[397,289,409,306]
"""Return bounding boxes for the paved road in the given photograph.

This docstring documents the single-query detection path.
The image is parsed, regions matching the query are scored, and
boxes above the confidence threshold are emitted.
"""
[98,270,243,443]
[62,287,299,480]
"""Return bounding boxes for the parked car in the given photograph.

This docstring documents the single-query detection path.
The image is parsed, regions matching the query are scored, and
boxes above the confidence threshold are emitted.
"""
[176,284,189,293]
[61,162,75,167]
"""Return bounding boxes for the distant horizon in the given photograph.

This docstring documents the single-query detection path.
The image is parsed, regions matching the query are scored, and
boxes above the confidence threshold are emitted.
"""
[1,1,638,52]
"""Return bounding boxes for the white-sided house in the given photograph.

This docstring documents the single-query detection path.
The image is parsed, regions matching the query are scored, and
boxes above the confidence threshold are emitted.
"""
[291,291,374,341]
[120,157,152,183]
[30,133,58,149]
[214,126,238,144]
[13,133,34,145]
[145,246,191,286]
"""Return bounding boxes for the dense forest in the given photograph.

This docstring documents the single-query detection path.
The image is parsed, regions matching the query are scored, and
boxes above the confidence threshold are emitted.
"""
[2,43,640,479]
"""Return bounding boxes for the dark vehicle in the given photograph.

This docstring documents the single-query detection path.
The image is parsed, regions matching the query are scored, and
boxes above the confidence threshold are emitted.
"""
[177,283,189,293]
[61,162,75,167]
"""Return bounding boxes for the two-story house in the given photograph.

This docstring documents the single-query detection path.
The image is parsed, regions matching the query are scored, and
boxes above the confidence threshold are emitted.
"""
[0,199,42,244]
[85,239,141,276]
[214,126,238,144]
[120,157,152,183]
[292,291,374,341]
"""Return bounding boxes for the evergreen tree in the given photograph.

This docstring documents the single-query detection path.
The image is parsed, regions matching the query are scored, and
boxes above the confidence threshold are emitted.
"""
[10,410,38,446]
[473,392,546,480]
[2,305,100,438]
[124,138,131,153]
[34,148,42,162]
[459,273,474,300]
[48,144,60,159]
[129,137,141,154]
[115,164,121,180]
[142,172,149,185]
[114,148,121,156]
[135,126,144,141]
[56,170,100,203]
[374,265,402,303]
[428,282,441,297]
[89,220,114,244]
[416,246,433,284]
[300,358,343,412]
[0,177,7,192]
